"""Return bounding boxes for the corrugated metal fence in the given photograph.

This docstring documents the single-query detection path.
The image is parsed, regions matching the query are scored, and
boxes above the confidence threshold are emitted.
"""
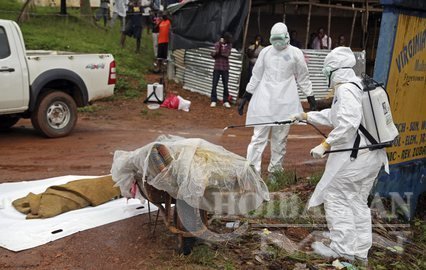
[172,47,243,102]
[172,48,365,102]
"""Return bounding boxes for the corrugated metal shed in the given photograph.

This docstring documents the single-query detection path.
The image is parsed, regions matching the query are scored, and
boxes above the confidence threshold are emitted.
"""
[172,48,365,102]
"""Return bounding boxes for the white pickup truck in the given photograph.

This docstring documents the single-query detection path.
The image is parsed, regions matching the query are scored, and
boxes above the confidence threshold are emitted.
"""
[0,19,116,137]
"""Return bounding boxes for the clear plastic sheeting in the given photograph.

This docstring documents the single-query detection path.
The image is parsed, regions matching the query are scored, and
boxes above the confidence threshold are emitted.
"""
[111,135,270,215]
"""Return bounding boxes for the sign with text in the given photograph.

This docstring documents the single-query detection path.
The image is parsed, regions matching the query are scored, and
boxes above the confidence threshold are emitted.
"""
[386,14,426,164]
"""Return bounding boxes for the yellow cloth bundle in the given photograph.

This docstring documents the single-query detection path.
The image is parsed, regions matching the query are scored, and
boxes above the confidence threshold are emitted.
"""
[12,176,121,219]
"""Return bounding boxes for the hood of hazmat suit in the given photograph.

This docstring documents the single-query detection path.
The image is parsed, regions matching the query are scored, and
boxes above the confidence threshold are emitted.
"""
[305,46,388,259]
[269,22,290,50]
[244,23,313,125]
[322,46,358,88]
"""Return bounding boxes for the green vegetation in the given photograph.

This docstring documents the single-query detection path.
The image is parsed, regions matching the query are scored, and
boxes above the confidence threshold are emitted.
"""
[77,104,105,113]
[188,245,217,267]
[266,169,297,192]
[0,1,153,101]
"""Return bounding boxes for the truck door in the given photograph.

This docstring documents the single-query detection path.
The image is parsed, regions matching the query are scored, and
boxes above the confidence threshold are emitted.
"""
[0,24,27,112]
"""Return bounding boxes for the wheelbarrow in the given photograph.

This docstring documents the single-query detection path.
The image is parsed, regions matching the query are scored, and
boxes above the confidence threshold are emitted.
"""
[134,144,208,255]
[123,141,266,254]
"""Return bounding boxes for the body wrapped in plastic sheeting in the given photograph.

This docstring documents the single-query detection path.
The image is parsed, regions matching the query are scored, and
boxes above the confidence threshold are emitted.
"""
[111,135,270,215]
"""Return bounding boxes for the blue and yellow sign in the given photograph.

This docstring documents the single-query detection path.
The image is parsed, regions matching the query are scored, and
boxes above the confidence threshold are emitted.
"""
[386,14,426,164]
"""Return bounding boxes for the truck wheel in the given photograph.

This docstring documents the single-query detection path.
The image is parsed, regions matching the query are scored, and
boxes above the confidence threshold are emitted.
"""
[31,91,77,138]
[0,115,20,130]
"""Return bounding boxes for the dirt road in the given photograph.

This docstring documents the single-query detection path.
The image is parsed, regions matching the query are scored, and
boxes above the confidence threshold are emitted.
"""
[0,78,327,269]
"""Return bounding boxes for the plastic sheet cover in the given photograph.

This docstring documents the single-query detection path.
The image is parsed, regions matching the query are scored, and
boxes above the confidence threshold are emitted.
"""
[111,135,270,215]
[169,0,249,50]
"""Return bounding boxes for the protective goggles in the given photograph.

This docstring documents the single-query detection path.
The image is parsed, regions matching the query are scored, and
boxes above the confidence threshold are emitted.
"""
[269,33,289,46]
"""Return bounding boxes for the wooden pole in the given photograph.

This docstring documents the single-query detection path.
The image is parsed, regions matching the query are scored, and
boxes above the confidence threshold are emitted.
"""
[242,0,252,53]
[239,0,252,96]
[283,3,286,23]
[371,16,378,60]
[286,1,382,13]
[17,0,34,23]
[327,0,331,49]
[305,3,312,49]
[349,10,357,47]
[363,0,370,50]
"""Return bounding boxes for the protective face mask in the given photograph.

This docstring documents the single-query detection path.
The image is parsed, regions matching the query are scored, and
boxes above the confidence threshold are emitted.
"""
[322,66,352,88]
[270,34,289,50]
[322,66,336,88]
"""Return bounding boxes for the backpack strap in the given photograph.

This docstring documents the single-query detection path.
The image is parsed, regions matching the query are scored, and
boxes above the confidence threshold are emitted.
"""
[350,133,361,160]
[347,82,382,159]
[349,81,362,90]
[359,124,379,145]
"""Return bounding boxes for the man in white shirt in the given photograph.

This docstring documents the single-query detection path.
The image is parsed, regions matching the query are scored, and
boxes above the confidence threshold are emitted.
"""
[313,27,332,50]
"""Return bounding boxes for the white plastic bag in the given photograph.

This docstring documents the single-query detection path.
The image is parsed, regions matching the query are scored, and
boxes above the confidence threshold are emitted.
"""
[177,96,191,112]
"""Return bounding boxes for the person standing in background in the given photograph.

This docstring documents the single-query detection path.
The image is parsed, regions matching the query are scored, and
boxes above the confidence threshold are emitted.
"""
[121,0,143,53]
[246,35,264,81]
[95,0,110,27]
[308,32,317,49]
[140,0,152,34]
[156,13,171,66]
[333,34,346,48]
[313,27,332,49]
[151,11,161,58]
[110,0,128,32]
[290,30,302,49]
[210,32,233,109]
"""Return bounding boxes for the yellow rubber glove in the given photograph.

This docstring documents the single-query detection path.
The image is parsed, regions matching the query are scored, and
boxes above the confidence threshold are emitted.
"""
[290,112,307,122]
[310,140,331,159]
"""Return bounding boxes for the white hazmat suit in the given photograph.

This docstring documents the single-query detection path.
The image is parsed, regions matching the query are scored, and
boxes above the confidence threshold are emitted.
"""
[303,47,388,259]
[244,22,313,173]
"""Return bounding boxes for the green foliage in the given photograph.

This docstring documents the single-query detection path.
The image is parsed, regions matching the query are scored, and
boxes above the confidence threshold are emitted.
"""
[140,108,163,118]
[77,104,105,113]
[0,1,21,20]
[188,245,217,268]
[223,261,235,270]
[306,170,323,186]
[266,170,297,192]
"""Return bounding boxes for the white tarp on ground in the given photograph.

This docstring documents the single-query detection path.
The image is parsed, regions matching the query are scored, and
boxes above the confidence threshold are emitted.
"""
[0,175,155,252]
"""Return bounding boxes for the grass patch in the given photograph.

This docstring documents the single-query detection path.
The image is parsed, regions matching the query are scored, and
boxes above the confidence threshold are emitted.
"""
[306,170,323,186]
[188,245,217,268]
[77,104,105,113]
[266,170,297,192]
[140,108,163,119]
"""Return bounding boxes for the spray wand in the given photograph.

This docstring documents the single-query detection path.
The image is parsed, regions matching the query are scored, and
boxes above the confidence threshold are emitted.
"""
[223,120,294,132]
[224,119,389,155]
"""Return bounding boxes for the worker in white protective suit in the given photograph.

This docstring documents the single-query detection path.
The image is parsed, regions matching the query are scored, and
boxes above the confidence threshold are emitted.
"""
[238,22,316,174]
[291,47,388,261]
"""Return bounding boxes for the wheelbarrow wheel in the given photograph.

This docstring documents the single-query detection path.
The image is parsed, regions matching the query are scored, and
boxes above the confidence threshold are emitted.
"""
[174,200,208,255]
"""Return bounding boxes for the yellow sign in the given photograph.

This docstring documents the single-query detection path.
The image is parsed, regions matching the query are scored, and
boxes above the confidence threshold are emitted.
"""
[386,14,426,164]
